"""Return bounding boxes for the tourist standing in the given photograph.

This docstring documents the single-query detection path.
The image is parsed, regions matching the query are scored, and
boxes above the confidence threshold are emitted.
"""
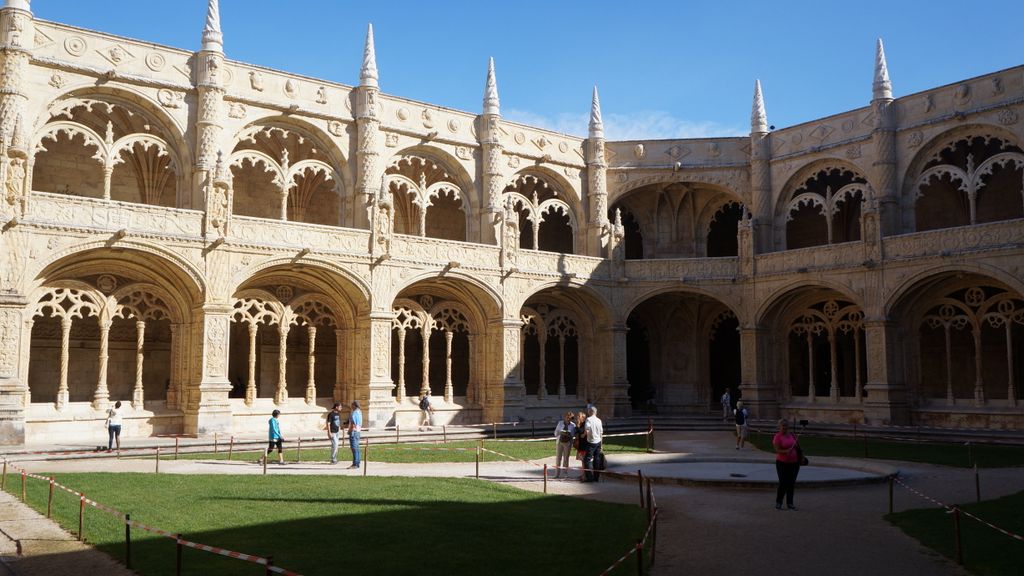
[105,400,123,452]
[772,419,800,510]
[348,400,363,469]
[582,406,604,482]
[720,389,731,421]
[326,403,342,464]
[418,392,433,431]
[734,401,749,450]
[553,411,576,479]
[574,411,587,474]
[259,409,285,466]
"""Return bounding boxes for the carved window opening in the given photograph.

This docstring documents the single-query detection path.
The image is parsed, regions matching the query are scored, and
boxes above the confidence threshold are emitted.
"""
[229,293,339,406]
[230,124,343,226]
[914,136,1024,231]
[785,168,866,249]
[28,285,177,411]
[706,202,743,257]
[503,173,576,254]
[520,305,580,400]
[33,98,180,207]
[385,155,466,241]
[390,299,473,403]
[917,286,1024,404]
[608,203,644,259]
[786,299,866,401]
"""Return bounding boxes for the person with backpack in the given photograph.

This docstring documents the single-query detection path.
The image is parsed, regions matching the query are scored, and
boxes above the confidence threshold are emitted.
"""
[325,403,342,464]
[734,401,749,450]
[553,411,576,479]
[418,391,433,431]
[720,389,731,421]
[582,406,604,482]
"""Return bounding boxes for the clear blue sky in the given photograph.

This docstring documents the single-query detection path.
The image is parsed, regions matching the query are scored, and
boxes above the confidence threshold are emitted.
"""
[35,0,1023,139]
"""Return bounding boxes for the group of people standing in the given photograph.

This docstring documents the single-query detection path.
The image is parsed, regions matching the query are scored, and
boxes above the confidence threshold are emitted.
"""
[257,401,363,468]
[552,402,604,482]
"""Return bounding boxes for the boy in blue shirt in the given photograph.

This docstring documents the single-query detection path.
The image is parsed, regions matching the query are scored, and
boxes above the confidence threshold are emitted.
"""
[259,409,285,465]
[348,401,362,468]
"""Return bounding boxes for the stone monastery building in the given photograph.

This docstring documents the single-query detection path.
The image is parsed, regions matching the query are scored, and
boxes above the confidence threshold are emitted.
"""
[1,0,1023,445]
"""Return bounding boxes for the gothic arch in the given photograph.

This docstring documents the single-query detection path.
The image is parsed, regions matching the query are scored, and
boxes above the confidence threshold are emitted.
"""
[885,263,1024,318]
[230,261,370,329]
[623,286,740,325]
[502,168,580,254]
[775,159,874,250]
[384,147,474,241]
[387,271,503,322]
[756,279,863,326]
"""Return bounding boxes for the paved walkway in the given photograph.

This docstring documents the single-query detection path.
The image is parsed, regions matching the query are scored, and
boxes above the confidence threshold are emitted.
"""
[2,431,1022,575]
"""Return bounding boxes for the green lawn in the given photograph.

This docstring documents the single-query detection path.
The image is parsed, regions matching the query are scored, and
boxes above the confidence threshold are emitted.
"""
[151,434,649,464]
[886,490,1024,576]
[2,472,648,576]
[747,432,1024,468]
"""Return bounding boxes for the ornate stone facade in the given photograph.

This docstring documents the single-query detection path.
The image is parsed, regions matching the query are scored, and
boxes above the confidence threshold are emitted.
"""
[0,1,1022,444]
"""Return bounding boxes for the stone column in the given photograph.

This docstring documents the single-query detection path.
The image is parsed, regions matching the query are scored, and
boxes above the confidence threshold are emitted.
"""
[195,50,225,221]
[167,323,182,410]
[749,80,774,252]
[557,334,566,399]
[355,29,381,231]
[805,331,815,402]
[182,306,233,436]
[245,322,257,406]
[862,317,908,424]
[738,324,777,419]
[537,332,547,400]
[132,320,145,408]
[0,2,33,214]
[828,330,839,402]
[333,327,346,404]
[601,324,631,417]
[275,324,289,404]
[1006,322,1016,407]
[872,40,899,235]
[480,58,503,245]
[365,311,395,427]
[93,319,111,410]
[444,330,454,402]
[305,325,317,405]
[497,318,525,421]
[396,328,406,402]
[972,326,985,405]
[586,87,608,257]
[0,300,28,445]
[56,316,71,410]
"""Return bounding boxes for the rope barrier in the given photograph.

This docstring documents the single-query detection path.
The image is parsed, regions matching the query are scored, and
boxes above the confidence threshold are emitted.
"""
[892,475,1024,542]
[2,461,304,575]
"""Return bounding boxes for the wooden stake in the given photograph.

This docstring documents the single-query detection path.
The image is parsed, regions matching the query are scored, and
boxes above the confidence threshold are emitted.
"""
[78,494,85,541]
[228,436,234,461]
[155,447,160,474]
[475,445,480,479]
[20,471,25,502]
[638,470,645,508]
[214,432,219,454]
[174,436,179,460]
[635,540,644,576]
[297,437,302,463]
[952,506,963,565]
[125,513,132,569]
[543,464,548,494]
[47,477,54,518]
[363,436,369,477]
[974,464,981,503]
[888,476,894,514]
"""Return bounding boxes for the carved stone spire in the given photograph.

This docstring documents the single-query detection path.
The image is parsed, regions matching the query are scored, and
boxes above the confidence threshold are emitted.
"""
[873,38,892,100]
[483,57,500,116]
[589,86,604,140]
[201,0,223,53]
[360,23,378,88]
[751,79,768,134]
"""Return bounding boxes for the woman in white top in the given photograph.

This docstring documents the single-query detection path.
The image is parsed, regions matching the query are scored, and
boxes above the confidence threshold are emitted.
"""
[106,400,123,452]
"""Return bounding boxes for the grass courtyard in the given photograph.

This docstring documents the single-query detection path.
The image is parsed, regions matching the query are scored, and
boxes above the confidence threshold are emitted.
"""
[2,472,648,576]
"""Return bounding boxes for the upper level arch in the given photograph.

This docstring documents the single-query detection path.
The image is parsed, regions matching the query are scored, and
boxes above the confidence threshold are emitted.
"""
[901,124,1024,233]
[31,87,191,208]
[774,159,872,251]
[502,168,580,254]
[384,146,475,242]
[610,180,746,259]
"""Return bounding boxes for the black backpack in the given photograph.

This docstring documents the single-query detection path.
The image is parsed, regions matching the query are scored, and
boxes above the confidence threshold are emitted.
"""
[419,397,429,410]
[734,408,746,425]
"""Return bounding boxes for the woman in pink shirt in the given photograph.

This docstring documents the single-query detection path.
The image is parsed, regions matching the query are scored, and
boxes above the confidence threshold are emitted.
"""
[772,419,800,510]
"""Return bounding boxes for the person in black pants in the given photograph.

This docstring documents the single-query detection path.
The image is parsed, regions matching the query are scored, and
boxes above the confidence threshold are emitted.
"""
[772,419,800,510]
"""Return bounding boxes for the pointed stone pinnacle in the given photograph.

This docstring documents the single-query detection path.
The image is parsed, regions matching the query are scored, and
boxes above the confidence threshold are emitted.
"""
[751,79,768,134]
[201,0,223,53]
[3,1,31,12]
[874,38,892,100]
[360,23,379,88]
[589,86,604,140]
[483,57,500,116]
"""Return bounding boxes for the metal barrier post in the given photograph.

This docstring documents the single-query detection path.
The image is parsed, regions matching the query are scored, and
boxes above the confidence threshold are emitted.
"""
[47,477,54,518]
[888,476,894,514]
[228,436,234,461]
[952,506,963,565]
[174,436,179,460]
[638,470,645,508]
[974,463,981,503]
[543,464,548,494]
[125,513,132,569]
[176,535,183,575]
[155,447,160,473]
[78,494,85,541]
[635,541,644,576]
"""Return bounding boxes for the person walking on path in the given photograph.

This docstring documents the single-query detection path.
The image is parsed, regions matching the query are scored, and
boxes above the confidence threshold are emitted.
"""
[104,401,123,452]
[259,409,285,466]
[348,400,363,469]
[582,406,604,482]
[418,392,433,431]
[734,401,749,450]
[553,411,576,479]
[720,389,731,421]
[325,403,342,464]
[772,418,800,510]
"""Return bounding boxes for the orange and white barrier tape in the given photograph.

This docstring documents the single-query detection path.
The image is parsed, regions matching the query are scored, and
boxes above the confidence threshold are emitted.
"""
[893,476,1023,542]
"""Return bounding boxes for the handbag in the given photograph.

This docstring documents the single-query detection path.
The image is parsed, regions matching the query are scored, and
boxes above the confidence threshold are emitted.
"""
[795,443,809,466]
